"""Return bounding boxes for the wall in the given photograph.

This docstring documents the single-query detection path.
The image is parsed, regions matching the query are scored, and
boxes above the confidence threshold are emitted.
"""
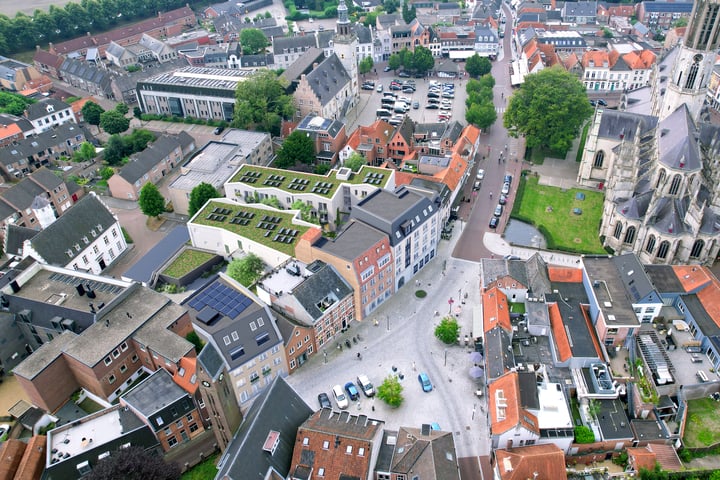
[17,356,78,413]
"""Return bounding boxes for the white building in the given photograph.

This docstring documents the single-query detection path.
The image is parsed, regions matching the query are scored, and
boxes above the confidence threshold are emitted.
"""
[25,98,75,135]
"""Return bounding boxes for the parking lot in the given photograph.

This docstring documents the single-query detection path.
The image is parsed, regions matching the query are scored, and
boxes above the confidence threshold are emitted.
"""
[348,67,469,132]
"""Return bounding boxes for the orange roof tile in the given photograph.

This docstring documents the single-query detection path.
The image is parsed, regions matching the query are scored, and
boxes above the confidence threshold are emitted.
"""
[495,444,566,480]
[548,303,571,362]
[14,435,46,480]
[0,440,26,480]
[548,267,583,283]
[647,444,682,472]
[623,50,656,69]
[173,356,199,394]
[627,447,657,472]
[483,287,511,333]
[489,372,539,436]
[71,96,100,116]
[582,305,604,358]
[0,123,22,140]
[672,265,715,292]
[582,49,620,68]
[695,282,720,330]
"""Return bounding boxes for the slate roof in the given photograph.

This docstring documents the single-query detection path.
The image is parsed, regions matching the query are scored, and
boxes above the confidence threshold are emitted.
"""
[24,98,71,121]
[315,220,387,261]
[597,109,657,143]
[121,369,187,417]
[4,224,38,257]
[273,35,318,55]
[0,122,93,168]
[304,54,351,108]
[644,265,683,293]
[354,24,373,44]
[281,48,326,85]
[28,193,117,266]
[122,225,190,285]
[389,426,459,479]
[117,133,194,184]
[58,58,114,94]
[291,263,353,321]
[105,42,127,59]
[216,376,313,479]
[657,105,701,171]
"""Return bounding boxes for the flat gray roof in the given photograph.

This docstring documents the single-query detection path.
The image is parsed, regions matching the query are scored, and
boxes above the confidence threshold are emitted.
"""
[316,220,387,261]
[582,256,641,327]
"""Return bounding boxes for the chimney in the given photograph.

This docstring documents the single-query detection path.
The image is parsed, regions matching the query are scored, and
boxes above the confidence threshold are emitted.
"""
[76,284,85,296]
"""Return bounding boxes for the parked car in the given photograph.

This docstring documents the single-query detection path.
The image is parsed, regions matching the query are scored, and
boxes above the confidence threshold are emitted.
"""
[318,392,332,409]
[426,104,439,109]
[403,87,415,93]
[489,216,499,229]
[418,372,433,392]
[332,384,348,409]
[501,182,510,195]
[498,194,507,205]
[213,126,225,135]
[377,84,383,92]
[398,71,411,78]
[428,98,440,104]
[412,101,420,109]
[376,109,392,117]
[473,181,481,191]
[357,375,375,397]
[504,174,513,185]
[440,105,452,111]
[390,84,402,90]
[344,382,360,401]
[597,99,607,106]
[494,204,504,217]
[384,66,392,72]
[476,169,485,180]
[361,84,375,90]
[428,92,440,98]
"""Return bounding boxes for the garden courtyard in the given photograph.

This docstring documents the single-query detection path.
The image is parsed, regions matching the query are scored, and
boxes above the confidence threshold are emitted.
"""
[683,397,720,448]
[510,174,606,254]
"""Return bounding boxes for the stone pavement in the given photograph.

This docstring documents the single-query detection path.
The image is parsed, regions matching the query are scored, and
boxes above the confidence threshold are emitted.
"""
[482,232,583,267]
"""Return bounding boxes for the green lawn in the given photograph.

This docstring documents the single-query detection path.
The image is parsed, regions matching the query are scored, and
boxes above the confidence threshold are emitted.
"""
[181,453,219,480]
[511,175,606,254]
[684,397,720,448]
[163,249,216,278]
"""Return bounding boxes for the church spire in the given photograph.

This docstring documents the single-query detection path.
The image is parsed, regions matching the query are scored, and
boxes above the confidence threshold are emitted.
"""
[336,0,351,36]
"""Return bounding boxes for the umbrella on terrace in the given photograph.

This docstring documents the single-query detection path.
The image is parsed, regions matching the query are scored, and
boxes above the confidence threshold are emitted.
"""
[469,366,484,379]
[469,351,483,364]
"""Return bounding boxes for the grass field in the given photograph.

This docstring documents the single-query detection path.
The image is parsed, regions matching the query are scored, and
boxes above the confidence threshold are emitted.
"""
[684,397,720,448]
[511,175,606,254]
[181,453,219,480]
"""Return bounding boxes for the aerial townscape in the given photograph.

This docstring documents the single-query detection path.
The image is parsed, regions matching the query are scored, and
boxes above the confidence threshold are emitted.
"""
[0,0,719,478]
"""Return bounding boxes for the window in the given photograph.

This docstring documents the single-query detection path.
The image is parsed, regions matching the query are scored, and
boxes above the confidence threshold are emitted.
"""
[322,440,329,449]
[120,364,127,373]
[346,445,353,454]
[302,437,309,445]
[131,354,138,363]
[613,222,623,239]
[690,239,704,258]
[657,241,670,259]
[645,235,656,254]
[168,436,178,448]
[104,356,112,366]
[358,447,365,456]
[607,328,618,335]
[223,336,231,345]
[176,419,184,429]
[120,342,128,351]
[593,150,604,168]
[669,174,682,195]
[623,226,636,245]
[112,349,120,358]
[76,461,92,475]
[318,468,325,477]
[257,317,264,327]
[108,374,116,384]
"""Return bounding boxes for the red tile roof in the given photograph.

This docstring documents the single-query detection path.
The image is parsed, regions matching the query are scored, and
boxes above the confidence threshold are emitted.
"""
[581,49,621,68]
[489,372,539,436]
[627,446,657,472]
[494,444,566,480]
[483,287,511,333]
[0,123,22,140]
[14,435,46,480]
[623,49,656,69]
[173,356,198,394]
[0,440,26,480]
[548,267,583,283]
[672,265,715,292]
[548,303,571,362]
[647,443,682,472]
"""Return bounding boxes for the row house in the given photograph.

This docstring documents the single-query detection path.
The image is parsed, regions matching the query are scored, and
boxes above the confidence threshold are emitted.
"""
[23,193,128,275]
[58,58,115,100]
[374,425,461,479]
[47,6,196,58]
[581,49,656,92]
[11,270,196,412]
[374,13,403,60]
[636,1,693,30]
[183,273,289,408]
[387,116,415,163]
[32,49,65,80]
[258,261,354,369]
[493,444,567,480]
[339,119,395,166]
[224,164,396,230]
[0,57,42,92]
[561,0,597,24]
[0,114,32,147]
[107,132,195,201]
[0,123,94,179]
[354,23,377,62]
[435,25,477,59]
[293,115,348,166]
[272,34,325,71]
[596,3,636,23]
[180,42,242,68]
[105,34,178,68]
[474,26,500,58]
[25,98,75,135]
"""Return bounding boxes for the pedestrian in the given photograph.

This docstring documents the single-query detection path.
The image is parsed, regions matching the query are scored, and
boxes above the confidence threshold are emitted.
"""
[489,191,493,199]
[412,361,416,371]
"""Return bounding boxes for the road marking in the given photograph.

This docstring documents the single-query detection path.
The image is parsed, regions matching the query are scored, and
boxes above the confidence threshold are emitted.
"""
[495,107,505,113]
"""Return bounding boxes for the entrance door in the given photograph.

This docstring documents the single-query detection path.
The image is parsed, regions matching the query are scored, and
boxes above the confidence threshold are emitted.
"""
[98,258,106,270]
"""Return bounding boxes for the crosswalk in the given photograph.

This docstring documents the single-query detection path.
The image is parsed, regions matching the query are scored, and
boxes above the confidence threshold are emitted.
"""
[495,107,506,114]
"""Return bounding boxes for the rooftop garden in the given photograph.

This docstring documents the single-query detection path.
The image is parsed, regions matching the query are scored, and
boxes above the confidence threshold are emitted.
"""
[162,249,217,279]
[228,164,392,198]
[192,201,311,256]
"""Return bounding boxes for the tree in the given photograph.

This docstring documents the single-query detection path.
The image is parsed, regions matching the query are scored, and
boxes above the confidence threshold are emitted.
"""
[465,102,497,130]
[291,200,318,224]
[227,253,265,286]
[99,166,115,181]
[115,103,129,115]
[359,56,374,75]
[434,316,459,344]
[186,331,204,354]
[465,54,492,78]
[133,106,142,118]
[411,46,434,73]
[100,110,130,135]
[240,28,268,55]
[673,17,688,27]
[82,101,105,127]
[602,27,613,38]
[503,67,593,154]
[588,399,601,421]
[188,182,221,216]
[86,446,180,480]
[233,70,294,135]
[376,375,404,407]
[402,0,416,23]
[103,134,126,166]
[276,130,315,168]
[388,53,402,71]
[138,183,165,218]
[573,425,595,444]
[383,0,399,13]
[74,141,97,162]
[344,152,367,172]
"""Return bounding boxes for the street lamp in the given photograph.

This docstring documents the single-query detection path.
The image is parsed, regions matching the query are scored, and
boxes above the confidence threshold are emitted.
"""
[386,314,390,331]
[323,350,327,364]
[444,348,448,366]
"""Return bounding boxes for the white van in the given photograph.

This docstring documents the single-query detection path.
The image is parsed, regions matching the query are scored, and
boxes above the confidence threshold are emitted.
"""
[393,102,408,113]
[356,375,375,397]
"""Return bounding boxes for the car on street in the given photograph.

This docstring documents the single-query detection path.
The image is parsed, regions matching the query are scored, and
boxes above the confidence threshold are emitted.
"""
[498,193,507,205]
[318,392,332,409]
[501,182,510,195]
[357,374,375,397]
[213,126,225,135]
[589,100,596,107]
[476,169,485,180]
[418,372,433,392]
[504,174,513,185]
[412,101,420,109]
[494,204,504,217]
[426,104,439,109]
[361,84,375,90]
[377,84,383,92]
[489,216,499,229]
[473,181,481,190]
[332,384,348,409]
[597,99,607,106]
[398,71,411,77]
[384,66,392,72]
[345,382,360,401]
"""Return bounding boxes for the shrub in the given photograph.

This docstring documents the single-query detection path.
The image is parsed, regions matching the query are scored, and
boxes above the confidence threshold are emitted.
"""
[415,290,427,298]
[435,317,459,344]
[376,375,404,407]
[574,425,595,443]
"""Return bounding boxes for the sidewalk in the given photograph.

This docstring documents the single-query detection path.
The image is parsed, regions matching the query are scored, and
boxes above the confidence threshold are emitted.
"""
[482,231,583,267]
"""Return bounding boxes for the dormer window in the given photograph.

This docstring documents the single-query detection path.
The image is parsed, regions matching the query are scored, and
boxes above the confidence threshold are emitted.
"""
[46,105,54,113]
[74,244,81,252]
[90,229,97,237]
[82,236,89,244]
[66,249,73,257]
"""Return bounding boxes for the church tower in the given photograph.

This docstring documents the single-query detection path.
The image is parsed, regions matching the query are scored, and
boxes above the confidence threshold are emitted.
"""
[652,0,720,122]
[333,0,359,101]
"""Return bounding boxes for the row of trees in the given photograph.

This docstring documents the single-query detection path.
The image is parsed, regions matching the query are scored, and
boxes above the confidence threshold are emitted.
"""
[82,101,131,135]
[103,128,156,165]
[387,46,434,74]
[465,75,498,131]
[0,0,205,53]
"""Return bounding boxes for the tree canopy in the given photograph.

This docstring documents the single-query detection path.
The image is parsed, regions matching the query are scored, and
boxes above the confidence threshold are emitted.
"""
[503,67,593,154]
[240,28,268,55]
[466,102,497,130]
[188,182,221,216]
[388,53,402,71]
[275,130,315,168]
[344,152,367,172]
[434,317,459,344]
[86,446,180,480]
[359,56,374,75]
[138,183,165,218]
[402,0,416,23]
[0,92,34,116]
[82,101,105,127]
[100,110,130,135]
[227,253,265,286]
[102,130,155,166]
[465,54,492,78]
[232,70,294,136]
[376,375,404,407]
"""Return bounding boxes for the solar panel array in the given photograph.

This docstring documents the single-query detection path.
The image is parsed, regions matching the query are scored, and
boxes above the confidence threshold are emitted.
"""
[310,180,333,195]
[363,172,385,185]
[188,281,253,319]
[48,272,124,294]
[288,178,309,191]
[272,227,299,245]
[238,171,262,184]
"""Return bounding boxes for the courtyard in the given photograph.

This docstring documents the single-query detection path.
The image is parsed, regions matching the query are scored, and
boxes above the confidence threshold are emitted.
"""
[510,174,606,254]
[684,397,720,448]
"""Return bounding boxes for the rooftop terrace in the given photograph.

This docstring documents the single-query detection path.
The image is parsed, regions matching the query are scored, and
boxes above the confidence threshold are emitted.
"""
[192,201,312,256]
[229,164,392,198]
